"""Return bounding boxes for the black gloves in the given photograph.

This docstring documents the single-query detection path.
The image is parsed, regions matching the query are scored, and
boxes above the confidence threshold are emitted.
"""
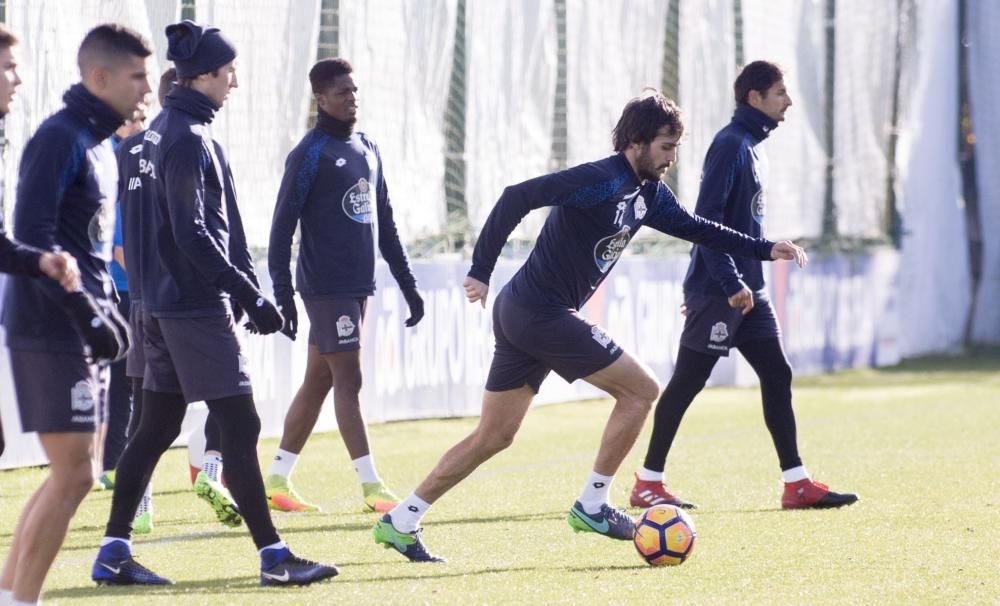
[63,291,128,362]
[231,280,283,335]
[277,294,298,341]
[402,286,424,327]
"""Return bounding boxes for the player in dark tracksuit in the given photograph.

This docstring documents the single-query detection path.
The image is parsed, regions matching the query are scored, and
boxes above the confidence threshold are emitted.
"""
[0,25,148,604]
[91,20,337,588]
[632,61,858,511]
[0,26,83,459]
[264,58,423,514]
[373,91,809,562]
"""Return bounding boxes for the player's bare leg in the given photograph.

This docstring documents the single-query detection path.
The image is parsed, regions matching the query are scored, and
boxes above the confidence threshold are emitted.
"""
[374,385,535,562]
[567,352,659,540]
[4,432,97,601]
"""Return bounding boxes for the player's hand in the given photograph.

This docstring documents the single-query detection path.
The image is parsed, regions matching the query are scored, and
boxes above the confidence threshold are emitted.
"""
[463,276,488,308]
[232,281,284,335]
[401,287,424,327]
[277,295,298,340]
[728,287,754,315]
[39,251,80,292]
[679,304,689,317]
[770,240,808,268]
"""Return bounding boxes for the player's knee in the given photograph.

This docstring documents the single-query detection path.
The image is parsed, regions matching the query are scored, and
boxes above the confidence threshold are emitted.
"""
[475,428,516,455]
[55,461,97,499]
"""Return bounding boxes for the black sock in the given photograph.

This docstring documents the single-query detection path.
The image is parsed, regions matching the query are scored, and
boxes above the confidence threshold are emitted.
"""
[105,390,186,540]
[736,338,802,470]
[205,395,280,550]
[642,346,718,473]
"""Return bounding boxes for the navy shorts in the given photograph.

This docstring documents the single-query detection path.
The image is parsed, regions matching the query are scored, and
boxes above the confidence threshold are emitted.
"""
[125,299,145,380]
[302,297,367,354]
[142,311,252,402]
[679,291,782,356]
[9,349,109,433]
[485,289,624,393]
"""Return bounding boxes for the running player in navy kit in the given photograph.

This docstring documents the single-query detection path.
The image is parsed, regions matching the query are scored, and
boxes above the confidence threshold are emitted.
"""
[0,25,82,462]
[90,20,337,587]
[630,62,858,512]
[373,91,808,562]
[265,58,422,514]
[0,24,147,604]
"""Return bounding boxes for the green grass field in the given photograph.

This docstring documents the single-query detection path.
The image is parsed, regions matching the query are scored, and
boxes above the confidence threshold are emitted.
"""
[2,349,998,605]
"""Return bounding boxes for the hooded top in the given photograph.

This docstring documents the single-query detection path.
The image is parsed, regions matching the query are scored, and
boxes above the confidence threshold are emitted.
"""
[134,84,259,316]
[2,83,123,352]
[468,152,776,312]
[268,109,416,302]
[683,104,779,298]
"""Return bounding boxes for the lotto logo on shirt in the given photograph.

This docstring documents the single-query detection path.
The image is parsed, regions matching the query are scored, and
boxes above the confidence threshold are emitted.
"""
[342,178,374,223]
[593,226,631,273]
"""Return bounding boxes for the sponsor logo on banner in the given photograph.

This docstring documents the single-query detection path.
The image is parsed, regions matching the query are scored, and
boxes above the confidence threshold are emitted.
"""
[342,178,374,223]
[593,226,631,273]
[337,315,356,338]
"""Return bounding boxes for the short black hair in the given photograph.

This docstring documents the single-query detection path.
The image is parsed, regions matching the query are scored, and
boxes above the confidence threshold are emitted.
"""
[612,90,684,152]
[77,23,152,73]
[0,25,18,51]
[734,60,784,105]
[309,58,352,94]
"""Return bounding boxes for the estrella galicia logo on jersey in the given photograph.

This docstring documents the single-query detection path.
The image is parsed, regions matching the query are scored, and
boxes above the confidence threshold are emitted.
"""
[593,225,631,273]
[88,199,115,260]
[342,178,374,223]
[709,321,729,343]
[591,325,612,349]
[336,315,356,338]
[634,195,647,220]
[751,189,766,225]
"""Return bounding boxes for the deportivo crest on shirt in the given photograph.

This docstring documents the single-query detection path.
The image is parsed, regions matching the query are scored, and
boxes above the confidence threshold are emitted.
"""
[634,195,647,220]
[342,178,374,223]
[591,325,612,348]
[593,225,631,273]
[709,321,729,343]
[751,189,766,225]
[336,315,356,337]
[88,198,115,261]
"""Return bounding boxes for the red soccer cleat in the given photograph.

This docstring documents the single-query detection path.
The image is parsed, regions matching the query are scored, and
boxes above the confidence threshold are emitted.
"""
[781,478,859,509]
[629,474,697,510]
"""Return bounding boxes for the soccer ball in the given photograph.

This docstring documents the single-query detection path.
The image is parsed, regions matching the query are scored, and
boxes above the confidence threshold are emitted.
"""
[633,504,696,566]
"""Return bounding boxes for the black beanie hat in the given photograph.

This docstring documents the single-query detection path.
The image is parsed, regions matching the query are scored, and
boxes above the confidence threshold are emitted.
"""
[165,20,236,79]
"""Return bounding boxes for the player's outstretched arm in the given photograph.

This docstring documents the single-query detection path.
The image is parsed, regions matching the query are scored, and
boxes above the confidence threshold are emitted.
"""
[769,240,808,268]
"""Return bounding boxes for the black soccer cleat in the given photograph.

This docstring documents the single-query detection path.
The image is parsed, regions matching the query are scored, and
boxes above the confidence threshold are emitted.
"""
[260,547,339,587]
[92,542,173,586]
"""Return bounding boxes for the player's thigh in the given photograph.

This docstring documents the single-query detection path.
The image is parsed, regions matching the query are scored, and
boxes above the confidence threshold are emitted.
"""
[478,384,536,441]
[37,432,97,480]
[583,350,659,404]
[322,349,362,390]
[9,350,108,434]
[156,314,252,402]
[517,307,625,386]
[679,292,745,357]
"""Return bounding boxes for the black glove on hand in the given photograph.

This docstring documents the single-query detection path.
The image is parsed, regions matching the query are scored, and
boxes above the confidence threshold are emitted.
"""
[232,281,283,335]
[402,286,425,327]
[63,291,124,362]
[277,295,298,341]
[231,300,245,324]
[101,300,131,362]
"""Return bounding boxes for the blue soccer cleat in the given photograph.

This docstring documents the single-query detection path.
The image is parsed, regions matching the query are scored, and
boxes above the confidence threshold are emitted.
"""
[92,541,173,585]
[259,546,339,587]
[372,514,446,563]
[567,500,636,540]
